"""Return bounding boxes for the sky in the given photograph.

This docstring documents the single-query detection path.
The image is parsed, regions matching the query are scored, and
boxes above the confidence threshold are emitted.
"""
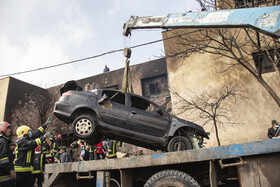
[0,0,201,88]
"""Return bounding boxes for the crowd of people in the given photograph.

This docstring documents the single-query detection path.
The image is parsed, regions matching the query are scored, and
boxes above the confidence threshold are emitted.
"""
[0,119,119,187]
[2,118,278,187]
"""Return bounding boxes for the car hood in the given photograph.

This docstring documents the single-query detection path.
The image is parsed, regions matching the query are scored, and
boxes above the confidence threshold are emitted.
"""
[172,116,209,139]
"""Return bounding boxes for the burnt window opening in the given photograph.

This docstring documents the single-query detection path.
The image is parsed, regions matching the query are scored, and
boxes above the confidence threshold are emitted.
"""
[149,83,160,95]
[252,49,280,74]
[234,0,271,8]
[141,74,169,99]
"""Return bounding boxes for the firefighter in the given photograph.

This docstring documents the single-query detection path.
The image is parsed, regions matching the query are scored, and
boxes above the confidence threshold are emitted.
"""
[50,134,62,156]
[32,146,46,187]
[80,144,89,161]
[107,139,117,159]
[70,141,80,162]
[14,119,51,187]
[88,144,95,160]
[41,139,50,155]
[95,140,105,160]
[41,139,53,163]
[0,121,16,187]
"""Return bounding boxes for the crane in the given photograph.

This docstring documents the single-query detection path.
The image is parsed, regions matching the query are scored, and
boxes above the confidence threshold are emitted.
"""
[123,5,280,39]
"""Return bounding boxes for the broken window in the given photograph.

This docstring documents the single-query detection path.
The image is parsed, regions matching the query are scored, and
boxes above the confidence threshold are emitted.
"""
[234,0,270,8]
[131,95,160,115]
[149,82,160,95]
[252,49,280,74]
[102,90,125,105]
[141,74,169,99]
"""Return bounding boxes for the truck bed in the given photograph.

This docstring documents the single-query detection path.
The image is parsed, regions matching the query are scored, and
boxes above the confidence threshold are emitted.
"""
[44,138,280,186]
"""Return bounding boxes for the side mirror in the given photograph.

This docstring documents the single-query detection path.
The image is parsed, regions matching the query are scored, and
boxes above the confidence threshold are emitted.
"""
[157,108,163,115]
[98,94,109,105]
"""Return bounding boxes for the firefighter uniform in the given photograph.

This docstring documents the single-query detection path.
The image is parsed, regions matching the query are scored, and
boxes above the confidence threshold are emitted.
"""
[14,123,50,187]
[50,136,62,156]
[32,146,46,187]
[107,140,117,159]
[89,145,95,160]
[0,122,15,187]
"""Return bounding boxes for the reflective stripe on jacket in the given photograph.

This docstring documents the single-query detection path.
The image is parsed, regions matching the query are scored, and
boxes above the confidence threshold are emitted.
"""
[0,174,12,182]
[0,135,14,182]
[107,140,116,158]
[32,152,45,174]
[14,127,45,173]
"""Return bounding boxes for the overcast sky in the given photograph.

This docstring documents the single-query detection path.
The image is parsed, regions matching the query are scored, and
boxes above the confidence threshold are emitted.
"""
[0,0,201,88]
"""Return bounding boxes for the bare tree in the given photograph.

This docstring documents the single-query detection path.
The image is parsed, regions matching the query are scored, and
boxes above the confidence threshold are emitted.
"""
[166,27,280,107]
[171,86,244,146]
[11,89,56,131]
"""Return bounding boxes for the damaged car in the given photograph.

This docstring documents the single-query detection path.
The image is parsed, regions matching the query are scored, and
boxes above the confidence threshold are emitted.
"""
[53,81,209,152]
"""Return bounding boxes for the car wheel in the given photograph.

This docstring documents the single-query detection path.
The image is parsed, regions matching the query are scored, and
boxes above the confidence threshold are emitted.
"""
[167,136,192,152]
[144,170,201,187]
[72,114,96,139]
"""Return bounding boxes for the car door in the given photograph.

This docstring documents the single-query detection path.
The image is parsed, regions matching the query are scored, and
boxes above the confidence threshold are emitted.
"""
[127,94,170,138]
[97,90,129,130]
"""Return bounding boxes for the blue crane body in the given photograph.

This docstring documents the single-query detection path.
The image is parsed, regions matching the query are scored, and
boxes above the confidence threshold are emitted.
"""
[123,5,280,38]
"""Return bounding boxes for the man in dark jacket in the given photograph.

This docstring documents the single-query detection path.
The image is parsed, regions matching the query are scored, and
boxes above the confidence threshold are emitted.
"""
[32,146,46,187]
[14,119,51,187]
[0,121,16,187]
[60,146,72,163]
[268,120,279,139]
[80,144,89,161]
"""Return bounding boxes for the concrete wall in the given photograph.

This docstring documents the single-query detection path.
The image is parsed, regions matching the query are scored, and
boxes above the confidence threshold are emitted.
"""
[162,29,280,147]
[0,77,9,121]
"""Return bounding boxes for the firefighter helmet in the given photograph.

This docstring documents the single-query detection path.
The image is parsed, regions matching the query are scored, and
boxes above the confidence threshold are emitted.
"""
[16,125,31,137]
[0,121,11,134]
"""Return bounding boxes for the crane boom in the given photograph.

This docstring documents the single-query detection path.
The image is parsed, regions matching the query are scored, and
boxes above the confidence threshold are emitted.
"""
[123,5,280,38]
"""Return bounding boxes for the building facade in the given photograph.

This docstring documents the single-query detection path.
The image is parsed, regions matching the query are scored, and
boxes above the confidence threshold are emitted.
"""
[161,1,280,147]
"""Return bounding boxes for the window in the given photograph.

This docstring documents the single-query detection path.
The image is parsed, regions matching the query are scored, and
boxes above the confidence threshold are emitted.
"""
[131,95,159,115]
[102,90,125,105]
[149,83,160,95]
[252,49,280,74]
[141,74,169,99]
[234,0,268,8]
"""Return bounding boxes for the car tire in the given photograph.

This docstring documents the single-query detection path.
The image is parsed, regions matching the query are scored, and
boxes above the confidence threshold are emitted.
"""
[72,114,96,139]
[167,136,192,152]
[144,170,201,187]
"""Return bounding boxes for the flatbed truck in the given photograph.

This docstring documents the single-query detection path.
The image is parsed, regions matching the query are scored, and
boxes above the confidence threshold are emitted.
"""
[44,138,280,187]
